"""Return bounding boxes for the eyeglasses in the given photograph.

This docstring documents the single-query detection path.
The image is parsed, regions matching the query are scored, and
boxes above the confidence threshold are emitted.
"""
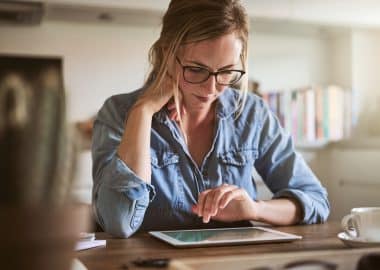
[176,57,245,86]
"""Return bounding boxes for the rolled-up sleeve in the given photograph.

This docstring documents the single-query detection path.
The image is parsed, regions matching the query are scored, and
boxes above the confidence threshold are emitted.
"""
[92,97,155,238]
[254,101,330,224]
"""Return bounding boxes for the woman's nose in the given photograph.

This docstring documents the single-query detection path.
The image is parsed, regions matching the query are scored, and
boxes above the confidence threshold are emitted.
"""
[202,75,218,95]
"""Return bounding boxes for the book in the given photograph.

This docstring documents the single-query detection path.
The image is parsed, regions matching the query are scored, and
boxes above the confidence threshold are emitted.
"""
[262,85,351,145]
[305,88,316,142]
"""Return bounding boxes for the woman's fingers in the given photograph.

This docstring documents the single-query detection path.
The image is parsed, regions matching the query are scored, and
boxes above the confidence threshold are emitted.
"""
[135,74,176,114]
[168,110,178,121]
[193,185,256,223]
[166,96,186,122]
[210,185,237,216]
[202,193,214,223]
[196,184,239,223]
[196,189,211,217]
[219,188,245,209]
[166,99,178,120]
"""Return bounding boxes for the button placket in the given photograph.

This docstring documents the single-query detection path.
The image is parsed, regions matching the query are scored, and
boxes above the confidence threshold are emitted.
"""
[202,165,210,188]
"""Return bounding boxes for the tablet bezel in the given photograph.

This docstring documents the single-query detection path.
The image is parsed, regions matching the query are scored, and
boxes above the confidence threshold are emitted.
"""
[149,226,302,247]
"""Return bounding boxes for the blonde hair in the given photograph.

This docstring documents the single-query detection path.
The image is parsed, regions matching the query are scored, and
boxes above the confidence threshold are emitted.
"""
[145,0,249,118]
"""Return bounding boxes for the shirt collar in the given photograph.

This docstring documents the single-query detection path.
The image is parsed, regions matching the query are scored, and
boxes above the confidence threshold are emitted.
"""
[216,88,239,119]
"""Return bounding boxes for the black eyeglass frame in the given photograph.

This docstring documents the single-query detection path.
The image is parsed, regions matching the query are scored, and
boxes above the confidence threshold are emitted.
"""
[176,57,245,86]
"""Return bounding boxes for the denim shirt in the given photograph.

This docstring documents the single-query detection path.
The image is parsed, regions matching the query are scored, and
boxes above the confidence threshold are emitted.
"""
[92,88,330,238]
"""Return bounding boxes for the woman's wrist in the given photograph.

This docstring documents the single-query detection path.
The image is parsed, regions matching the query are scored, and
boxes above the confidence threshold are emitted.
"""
[130,101,156,118]
[250,199,264,222]
[248,198,303,225]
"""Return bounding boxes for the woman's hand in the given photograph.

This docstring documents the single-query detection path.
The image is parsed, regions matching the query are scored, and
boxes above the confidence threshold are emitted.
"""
[133,76,175,116]
[166,96,187,122]
[191,184,258,223]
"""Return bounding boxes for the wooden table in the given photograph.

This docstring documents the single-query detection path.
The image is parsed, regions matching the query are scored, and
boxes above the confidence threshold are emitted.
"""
[76,221,380,270]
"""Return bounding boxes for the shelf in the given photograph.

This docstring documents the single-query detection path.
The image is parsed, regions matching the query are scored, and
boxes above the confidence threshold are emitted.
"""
[295,137,380,150]
[295,139,329,150]
[329,137,380,150]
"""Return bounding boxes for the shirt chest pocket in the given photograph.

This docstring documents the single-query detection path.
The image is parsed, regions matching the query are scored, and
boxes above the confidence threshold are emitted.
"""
[150,151,184,211]
[151,151,179,168]
[217,149,258,186]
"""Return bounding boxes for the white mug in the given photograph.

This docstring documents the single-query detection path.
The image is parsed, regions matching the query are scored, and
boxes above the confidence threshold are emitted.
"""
[341,207,380,242]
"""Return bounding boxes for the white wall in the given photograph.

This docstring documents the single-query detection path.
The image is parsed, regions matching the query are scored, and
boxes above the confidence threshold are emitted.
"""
[327,32,352,88]
[352,30,380,137]
[0,21,160,122]
[249,30,329,90]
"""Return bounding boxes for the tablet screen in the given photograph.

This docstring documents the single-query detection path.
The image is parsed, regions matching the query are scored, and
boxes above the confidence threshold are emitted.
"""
[149,227,302,247]
[164,227,282,242]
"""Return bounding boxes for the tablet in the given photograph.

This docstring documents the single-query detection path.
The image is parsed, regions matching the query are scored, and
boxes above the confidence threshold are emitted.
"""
[149,226,302,247]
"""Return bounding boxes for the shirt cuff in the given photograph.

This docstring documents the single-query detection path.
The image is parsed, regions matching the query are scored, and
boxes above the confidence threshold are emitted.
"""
[102,155,156,202]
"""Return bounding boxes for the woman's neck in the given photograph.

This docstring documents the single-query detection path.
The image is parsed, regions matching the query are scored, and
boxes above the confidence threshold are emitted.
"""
[182,103,216,127]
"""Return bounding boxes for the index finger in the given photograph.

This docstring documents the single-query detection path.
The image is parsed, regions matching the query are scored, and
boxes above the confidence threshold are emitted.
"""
[196,189,212,217]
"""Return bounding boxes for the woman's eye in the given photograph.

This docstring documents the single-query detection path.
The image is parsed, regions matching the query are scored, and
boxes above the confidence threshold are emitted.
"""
[187,67,205,73]
[219,70,233,75]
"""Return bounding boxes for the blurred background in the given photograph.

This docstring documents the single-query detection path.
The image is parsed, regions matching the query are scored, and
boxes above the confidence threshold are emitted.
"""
[1,0,379,221]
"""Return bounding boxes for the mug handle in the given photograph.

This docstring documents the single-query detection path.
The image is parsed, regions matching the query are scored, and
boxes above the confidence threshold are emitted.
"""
[341,214,359,238]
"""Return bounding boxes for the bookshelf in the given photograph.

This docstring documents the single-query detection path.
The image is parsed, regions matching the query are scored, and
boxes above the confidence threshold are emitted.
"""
[261,85,352,148]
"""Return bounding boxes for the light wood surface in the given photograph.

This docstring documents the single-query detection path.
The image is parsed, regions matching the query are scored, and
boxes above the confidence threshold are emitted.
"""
[170,248,380,270]
[76,221,380,270]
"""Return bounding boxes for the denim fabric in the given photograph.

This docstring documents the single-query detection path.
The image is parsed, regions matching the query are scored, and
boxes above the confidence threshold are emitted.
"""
[92,88,330,237]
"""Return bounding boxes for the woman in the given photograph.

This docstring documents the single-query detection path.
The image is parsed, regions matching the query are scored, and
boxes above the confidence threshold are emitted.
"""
[92,0,330,238]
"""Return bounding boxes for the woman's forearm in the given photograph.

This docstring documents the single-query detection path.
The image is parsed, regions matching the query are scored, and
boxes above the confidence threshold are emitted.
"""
[117,104,154,183]
[254,198,303,225]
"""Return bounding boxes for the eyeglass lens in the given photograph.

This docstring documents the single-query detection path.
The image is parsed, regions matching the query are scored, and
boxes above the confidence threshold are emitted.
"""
[183,67,242,85]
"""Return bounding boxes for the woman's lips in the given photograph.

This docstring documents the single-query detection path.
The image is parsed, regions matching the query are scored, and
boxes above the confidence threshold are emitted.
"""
[194,94,213,103]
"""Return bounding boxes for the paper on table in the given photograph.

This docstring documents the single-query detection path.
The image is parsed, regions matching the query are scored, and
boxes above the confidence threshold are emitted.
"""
[75,239,106,251]
[79,232,95,241]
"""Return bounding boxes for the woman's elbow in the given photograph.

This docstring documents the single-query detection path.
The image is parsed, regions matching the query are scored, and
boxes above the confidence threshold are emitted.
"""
[95,186,138,238]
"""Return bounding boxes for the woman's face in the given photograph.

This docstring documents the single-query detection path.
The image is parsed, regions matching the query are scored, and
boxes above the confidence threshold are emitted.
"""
[176,32,243,112]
